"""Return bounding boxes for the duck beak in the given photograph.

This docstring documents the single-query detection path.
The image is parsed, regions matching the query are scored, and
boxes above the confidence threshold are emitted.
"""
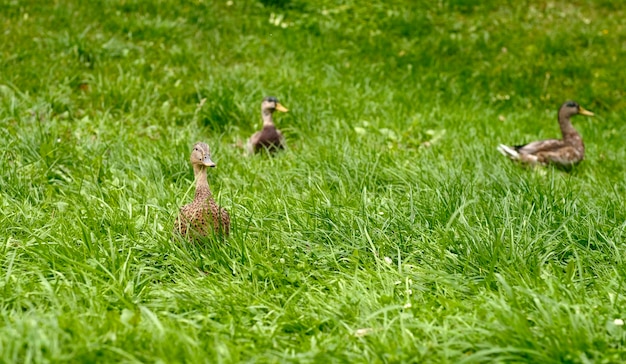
[275,103,289,112]
[579,107,594,116]
[203,155,216,167]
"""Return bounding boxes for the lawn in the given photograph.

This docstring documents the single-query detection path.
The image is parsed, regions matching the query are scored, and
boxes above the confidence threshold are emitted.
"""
[1,0,626,362]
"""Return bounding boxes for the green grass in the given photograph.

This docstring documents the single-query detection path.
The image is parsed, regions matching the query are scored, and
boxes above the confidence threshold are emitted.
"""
[1,0,626,362]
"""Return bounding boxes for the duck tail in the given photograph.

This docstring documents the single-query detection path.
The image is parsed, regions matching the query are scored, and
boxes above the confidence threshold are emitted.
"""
[497,144,520,160]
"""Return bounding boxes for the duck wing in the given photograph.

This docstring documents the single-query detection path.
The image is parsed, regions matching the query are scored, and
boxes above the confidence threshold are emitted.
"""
[514,139,565,155]
[247,131,262,154]
[534,145,583,166]
[499,139,582,166]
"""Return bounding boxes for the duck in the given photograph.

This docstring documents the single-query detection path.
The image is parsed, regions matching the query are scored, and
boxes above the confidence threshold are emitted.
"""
[246,96,289,154]
[174,142,230,239]
[497,101,594,168]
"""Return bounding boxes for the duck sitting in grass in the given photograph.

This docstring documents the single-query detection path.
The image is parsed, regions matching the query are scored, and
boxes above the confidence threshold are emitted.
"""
[498,101,594,168]
[174,142,230,239]
[247,96,288,155]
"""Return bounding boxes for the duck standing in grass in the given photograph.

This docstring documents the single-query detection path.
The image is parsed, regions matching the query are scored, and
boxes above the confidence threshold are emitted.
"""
[498,101,594,168]
[247,96,289,155]
[175,142,230,239]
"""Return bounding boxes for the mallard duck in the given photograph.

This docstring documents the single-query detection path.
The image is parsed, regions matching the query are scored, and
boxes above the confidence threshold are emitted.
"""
[246,96,288,154]
[174,142,230,239]
[498,101,594,168]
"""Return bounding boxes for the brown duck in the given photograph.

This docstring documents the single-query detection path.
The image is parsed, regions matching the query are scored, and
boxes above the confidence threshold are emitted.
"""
[174,142,230,239]
[498,101,594,168]
[246,96,288,154]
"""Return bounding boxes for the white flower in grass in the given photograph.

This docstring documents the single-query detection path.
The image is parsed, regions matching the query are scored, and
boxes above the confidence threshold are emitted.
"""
[384,256,393,265]
[403,302,412,309]
[354,328,373,337]
[269,13,288,27]
[197,98,206,109]
[614,319,624,326]
[354,126,366,135]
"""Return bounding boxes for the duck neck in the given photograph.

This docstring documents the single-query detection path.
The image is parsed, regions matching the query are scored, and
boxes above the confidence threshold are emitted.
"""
[558,113,582,145]
[193,165,213,199]
[262,109,275,128]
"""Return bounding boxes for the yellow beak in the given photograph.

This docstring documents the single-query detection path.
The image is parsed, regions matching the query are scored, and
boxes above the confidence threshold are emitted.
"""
[579,107,594,116]
[276,103,289,112]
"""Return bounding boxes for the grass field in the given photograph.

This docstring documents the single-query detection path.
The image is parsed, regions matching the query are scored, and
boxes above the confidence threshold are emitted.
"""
[1,0,626,362]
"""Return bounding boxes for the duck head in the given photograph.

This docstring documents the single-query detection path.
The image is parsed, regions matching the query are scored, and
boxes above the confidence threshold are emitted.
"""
[560,101,594,119]
[190,142,216,168]
[261,96,288,114]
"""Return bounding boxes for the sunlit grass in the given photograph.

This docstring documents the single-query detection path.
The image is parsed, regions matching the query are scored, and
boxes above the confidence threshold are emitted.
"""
[1,0,625,362]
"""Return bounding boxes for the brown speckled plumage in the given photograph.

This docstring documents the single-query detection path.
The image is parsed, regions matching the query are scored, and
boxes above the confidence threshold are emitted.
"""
[174,142,230,239]
[247,96,288,155]
[498,101,594,168]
